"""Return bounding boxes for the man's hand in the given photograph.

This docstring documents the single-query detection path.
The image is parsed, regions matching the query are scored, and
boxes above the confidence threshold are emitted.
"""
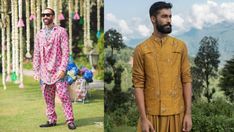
[57,71,66,79]
[141,118,155,132]
[182,113,192,132]
[34,75,40,81]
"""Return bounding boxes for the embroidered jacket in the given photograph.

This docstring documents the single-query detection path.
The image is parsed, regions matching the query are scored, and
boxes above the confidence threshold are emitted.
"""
[132,33,192,115]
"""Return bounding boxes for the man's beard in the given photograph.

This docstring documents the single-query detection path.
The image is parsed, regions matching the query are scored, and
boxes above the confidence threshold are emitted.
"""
[156,23,172,34]
[43,18,53,25]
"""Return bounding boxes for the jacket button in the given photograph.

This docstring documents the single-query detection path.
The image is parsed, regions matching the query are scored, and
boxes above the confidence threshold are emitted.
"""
[156,92,160,97]
[161,107,166,113]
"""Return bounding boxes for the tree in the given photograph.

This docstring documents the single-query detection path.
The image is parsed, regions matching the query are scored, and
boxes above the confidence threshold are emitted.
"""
[219,56,234,102]
[194,36,220,102]
[104,28,126,85]
[191,66,204,101]
[104,28,126,56]
[104,28,129,112]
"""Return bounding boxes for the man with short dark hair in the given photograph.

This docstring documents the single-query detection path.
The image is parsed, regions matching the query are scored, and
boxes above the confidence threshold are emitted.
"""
[33,8,76,130]
[132,1,192,132]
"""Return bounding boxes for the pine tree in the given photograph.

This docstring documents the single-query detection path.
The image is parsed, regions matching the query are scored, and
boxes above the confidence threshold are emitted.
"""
[194,36,220,102]
[219,56,234,102]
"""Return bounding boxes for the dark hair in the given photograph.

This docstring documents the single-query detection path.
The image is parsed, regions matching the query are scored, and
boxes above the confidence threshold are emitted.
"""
[45,7,55,15]
[149,1,172,16]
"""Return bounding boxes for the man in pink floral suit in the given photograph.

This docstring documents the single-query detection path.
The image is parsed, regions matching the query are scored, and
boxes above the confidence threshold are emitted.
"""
[33,8,76,130]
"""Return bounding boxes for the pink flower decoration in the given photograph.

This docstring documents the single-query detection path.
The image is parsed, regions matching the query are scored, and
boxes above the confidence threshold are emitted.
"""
[30,14,36,21]
[17,18,25,27]
[73,11,80,20]
[58,13,65,20]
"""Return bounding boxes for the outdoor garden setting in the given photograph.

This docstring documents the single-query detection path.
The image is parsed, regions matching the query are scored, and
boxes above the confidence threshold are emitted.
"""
[0,0,104,131]
[0,75,104,132]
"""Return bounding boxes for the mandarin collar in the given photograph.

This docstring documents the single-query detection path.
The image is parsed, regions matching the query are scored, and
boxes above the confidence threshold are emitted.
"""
[151,32,169,43]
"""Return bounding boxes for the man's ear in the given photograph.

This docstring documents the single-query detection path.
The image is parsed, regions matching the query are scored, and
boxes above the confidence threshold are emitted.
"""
[150,16,156,23]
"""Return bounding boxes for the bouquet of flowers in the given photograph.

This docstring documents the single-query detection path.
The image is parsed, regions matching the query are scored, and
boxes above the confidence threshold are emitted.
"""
[65,56,79,85]
[65,55,93,85]
[80,67,93,83]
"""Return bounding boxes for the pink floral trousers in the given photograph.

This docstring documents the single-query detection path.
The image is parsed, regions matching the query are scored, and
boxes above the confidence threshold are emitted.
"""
[41,80,74,124]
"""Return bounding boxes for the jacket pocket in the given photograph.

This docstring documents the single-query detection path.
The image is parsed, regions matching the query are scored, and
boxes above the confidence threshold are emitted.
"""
[171,50,182,66]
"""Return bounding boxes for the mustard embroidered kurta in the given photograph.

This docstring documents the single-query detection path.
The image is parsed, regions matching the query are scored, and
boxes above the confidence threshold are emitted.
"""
[132,34,192,115]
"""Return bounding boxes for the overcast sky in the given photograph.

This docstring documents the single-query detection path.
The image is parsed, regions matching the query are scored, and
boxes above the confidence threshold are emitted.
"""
[105,0,234,43]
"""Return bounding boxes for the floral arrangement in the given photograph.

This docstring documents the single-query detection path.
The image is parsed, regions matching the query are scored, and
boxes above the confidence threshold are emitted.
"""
[65,56,93,85]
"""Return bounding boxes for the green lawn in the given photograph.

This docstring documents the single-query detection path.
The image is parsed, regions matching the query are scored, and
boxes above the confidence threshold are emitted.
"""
[112,126,136,132]
[0,75,104,132]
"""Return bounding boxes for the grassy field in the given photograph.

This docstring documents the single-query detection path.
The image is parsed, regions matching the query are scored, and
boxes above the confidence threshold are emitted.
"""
[0,75,104,132]
[112,126,136,132]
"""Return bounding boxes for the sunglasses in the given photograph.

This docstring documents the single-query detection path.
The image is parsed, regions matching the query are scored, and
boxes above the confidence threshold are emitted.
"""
[41,13,54,17]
